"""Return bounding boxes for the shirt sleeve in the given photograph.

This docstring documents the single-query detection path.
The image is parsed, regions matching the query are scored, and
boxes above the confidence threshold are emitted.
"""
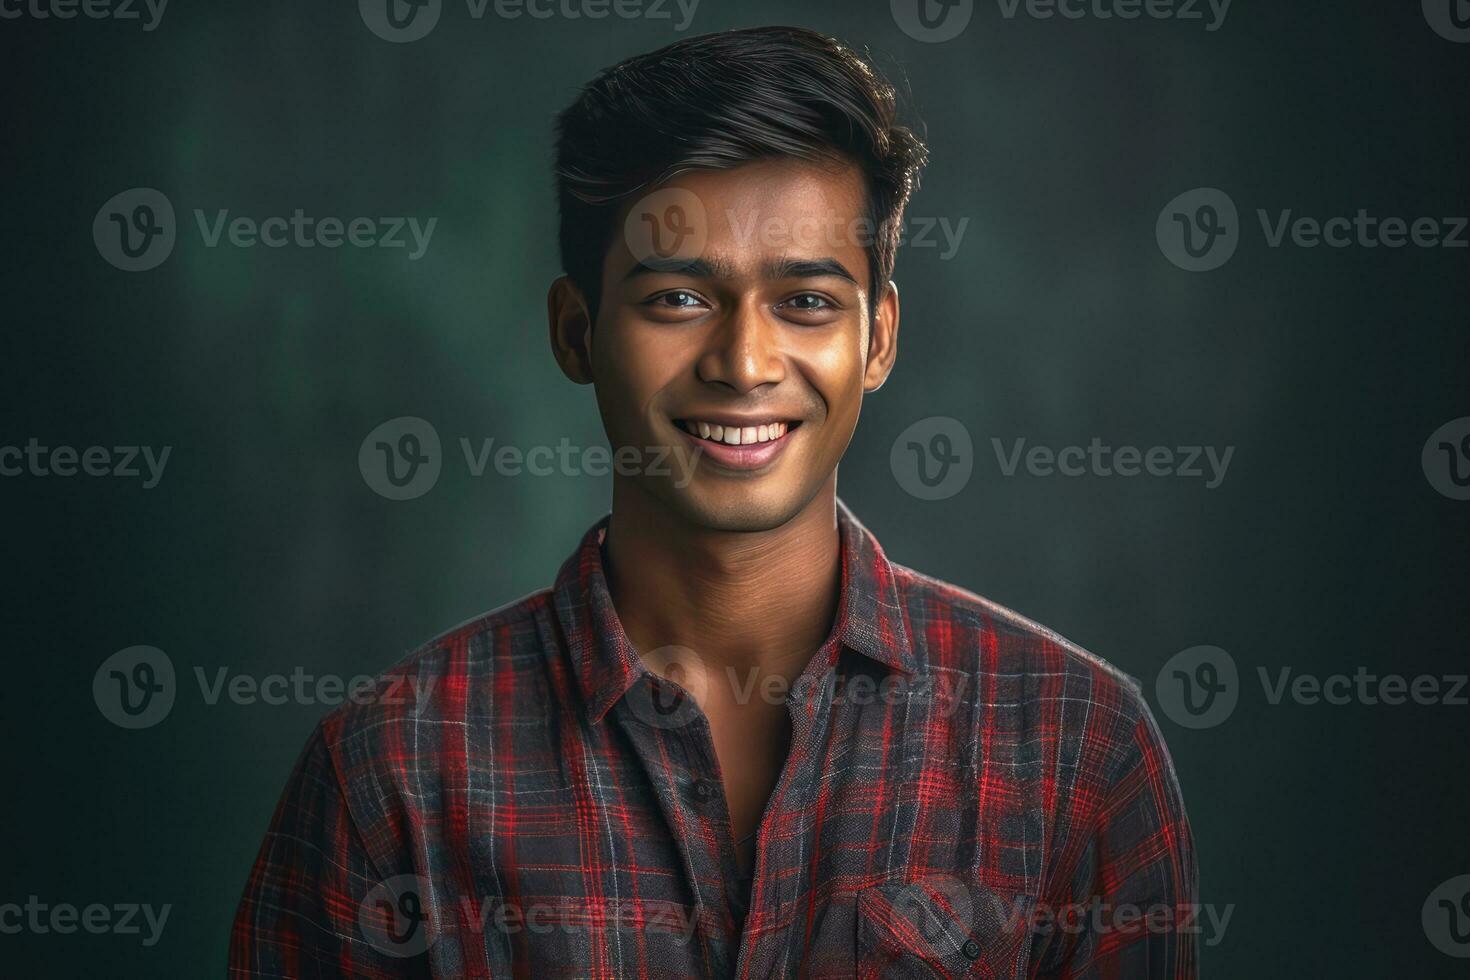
[1033,697,1200,978]
[228,721,428,979]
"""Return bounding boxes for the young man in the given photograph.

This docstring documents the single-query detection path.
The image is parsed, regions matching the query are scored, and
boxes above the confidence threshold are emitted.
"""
[230,26,1197,979]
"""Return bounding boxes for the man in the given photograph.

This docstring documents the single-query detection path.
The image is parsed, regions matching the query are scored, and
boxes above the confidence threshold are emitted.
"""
[230,25,1197,978]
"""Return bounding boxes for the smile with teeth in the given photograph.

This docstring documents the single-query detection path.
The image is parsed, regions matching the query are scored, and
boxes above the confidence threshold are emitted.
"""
[676,419,797,446]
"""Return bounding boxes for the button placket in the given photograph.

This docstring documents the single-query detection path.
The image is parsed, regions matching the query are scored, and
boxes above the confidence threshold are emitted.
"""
[612,687,736,971]
[675,722,751,951]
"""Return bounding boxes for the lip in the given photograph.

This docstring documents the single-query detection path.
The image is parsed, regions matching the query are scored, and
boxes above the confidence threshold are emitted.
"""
[672,418,800,471]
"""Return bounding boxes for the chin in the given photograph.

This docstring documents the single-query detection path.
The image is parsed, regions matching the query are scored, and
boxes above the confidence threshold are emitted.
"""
[662,481,811,533]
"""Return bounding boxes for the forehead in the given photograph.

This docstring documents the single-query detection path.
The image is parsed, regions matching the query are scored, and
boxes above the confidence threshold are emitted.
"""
[614,158,872,275]
[676,157,866,227]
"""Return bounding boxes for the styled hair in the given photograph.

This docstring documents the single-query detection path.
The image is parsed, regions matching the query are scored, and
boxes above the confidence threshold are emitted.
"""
[553,25,929,318]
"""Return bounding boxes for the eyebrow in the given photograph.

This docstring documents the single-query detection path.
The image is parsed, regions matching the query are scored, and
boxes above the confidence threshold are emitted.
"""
[763,257,859,285]
[621,255,859,286]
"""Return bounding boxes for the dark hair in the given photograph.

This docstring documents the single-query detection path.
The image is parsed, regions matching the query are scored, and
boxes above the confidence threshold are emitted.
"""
[553,26,929,319]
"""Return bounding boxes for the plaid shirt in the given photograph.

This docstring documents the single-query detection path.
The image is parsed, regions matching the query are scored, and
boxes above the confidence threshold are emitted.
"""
[229,498,1198,978]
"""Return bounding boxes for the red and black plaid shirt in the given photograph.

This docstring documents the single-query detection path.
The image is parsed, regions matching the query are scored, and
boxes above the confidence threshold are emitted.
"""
[230,498,1198,978]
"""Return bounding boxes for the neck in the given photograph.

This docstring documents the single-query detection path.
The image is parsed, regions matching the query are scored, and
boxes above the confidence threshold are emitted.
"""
[602,475,843,696]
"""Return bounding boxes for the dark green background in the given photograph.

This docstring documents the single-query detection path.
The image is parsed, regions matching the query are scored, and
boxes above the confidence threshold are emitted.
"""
[3,1,1467,976]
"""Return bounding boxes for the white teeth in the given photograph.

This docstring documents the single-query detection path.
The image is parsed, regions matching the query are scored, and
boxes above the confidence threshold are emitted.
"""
[682,420,792,445]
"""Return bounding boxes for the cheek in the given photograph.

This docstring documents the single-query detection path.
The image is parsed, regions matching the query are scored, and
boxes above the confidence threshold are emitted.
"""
[798,332,868,422]
[595,323,684,423]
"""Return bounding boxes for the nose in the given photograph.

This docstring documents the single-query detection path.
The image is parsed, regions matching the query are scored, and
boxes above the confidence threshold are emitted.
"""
[695,300,785,393]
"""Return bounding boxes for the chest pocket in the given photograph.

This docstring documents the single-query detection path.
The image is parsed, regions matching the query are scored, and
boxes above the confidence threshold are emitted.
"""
[854,876,1031,979]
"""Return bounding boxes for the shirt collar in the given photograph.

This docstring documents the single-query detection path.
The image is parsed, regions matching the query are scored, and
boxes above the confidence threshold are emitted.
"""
[552,496,917,725]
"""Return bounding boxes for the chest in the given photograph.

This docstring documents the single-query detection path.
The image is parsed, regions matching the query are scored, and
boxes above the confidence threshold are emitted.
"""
[444,662,1042,977]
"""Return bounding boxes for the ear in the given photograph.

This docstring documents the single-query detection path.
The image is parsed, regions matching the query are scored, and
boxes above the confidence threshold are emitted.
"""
[548,275,595,385]
[863,279,900,392]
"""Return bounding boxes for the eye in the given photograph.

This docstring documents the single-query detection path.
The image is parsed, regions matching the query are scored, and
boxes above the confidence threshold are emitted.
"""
[647,290,707,309]
[776,293,842,321]
[782,293,831,311]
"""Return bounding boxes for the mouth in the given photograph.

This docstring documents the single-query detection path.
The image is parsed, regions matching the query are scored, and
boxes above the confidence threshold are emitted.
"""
[672,417,803,470]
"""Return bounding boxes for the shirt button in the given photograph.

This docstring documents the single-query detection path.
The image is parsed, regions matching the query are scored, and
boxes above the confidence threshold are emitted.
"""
[691,778,717,801]
[961,938,981,960]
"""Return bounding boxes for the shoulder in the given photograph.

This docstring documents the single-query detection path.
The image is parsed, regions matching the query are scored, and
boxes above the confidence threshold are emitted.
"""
[887,561,1190,877]
[315,586,554,769]
[889,560,1154,760]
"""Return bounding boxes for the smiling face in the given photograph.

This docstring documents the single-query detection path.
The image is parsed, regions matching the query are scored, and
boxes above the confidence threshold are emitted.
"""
[549,158,899,532]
